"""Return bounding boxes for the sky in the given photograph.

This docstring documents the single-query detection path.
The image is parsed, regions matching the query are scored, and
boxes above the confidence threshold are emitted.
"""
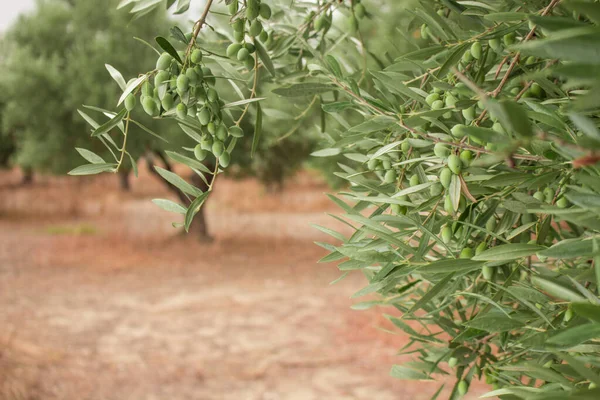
[0,0,36,31]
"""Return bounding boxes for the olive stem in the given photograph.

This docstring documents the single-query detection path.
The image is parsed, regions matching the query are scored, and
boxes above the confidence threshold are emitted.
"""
[116,112,131,172]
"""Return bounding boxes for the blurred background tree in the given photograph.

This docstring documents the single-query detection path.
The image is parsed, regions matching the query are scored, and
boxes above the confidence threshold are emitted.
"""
[0,0,173,188]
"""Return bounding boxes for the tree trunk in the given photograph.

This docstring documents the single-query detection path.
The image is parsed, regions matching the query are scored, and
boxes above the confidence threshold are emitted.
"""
[21,168,33,185]
[118,169,131,191]
[146,150,214,241]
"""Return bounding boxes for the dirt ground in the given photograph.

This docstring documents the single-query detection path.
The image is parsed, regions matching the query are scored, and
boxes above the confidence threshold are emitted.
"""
[0,168,485,400]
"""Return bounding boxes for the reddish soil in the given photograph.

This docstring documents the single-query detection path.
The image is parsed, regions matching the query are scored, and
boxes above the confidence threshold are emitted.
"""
[0,168,486,399]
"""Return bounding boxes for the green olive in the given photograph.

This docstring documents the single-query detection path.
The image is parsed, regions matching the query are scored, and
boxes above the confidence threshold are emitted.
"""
[409,174,420,187]
[161,93,174,111]
[190,49,203,64]
[355,3,366,19]
[460,150,473,167]
[156,52,173,70]
[533,191,545,202]
[430,182,443,196]
[200,135,213,150]
[556,197,569,208]
[176,74,190,93]
[228,0,239,15]
[460,247,473,259]
[249,20,263,37]
[503,32,516,46]
[219,150,231,167]
[384,169,397,184]
[426,93,440,106]
[142,96,159,117]
[448,357,458,368]
[440,167,452,189]
[176,103,187,119]
[444,195,454,214]
[124,94,136,111]
[457,380,468,396]
[154,70,170,88]
[451,124,468,138]
[194,144,207,161]
[482,265,494,280]
[489,38,502,52]
[475,242,486,255]
[470,41,482,60]
[431,100,444,110]
[434,143,450,159]
[197,107,211,126]
[448,154,462,175]
[212,140,224,157]
[461,49,473,64]
[462,106,476,122]
[259,3,272,19]
[237,47,250,61]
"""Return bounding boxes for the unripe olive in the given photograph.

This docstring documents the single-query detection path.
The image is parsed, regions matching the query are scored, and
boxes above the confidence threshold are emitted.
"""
[161,93,174,111]
[237,47,250,61]
[440,167,452,189]
[142,81,153,96]
[431,100,444,110]
[409,174,420,187]
[533,190,544,202]
[448,154,462,175]
[525,56,536,65]
[186,68,199,84]
[460,150,472,167]
[200,135,213,150]
[249,20,263,37]
[471,41,482,60]
[233,29,245,42]
[451,124,468,138]
[259,3,272,19]
[503,32,516,47]
[455,226,464,238]
[228,0,239,15]
[177,74,190,93]
[401,141,410,153]
[142,96,159,117]
[489,38,502,51]
[207,121,216,135]
[244,42,256,53]
[434,143,450,159]
[154,70,170,88]
[197,107,211,126]
[445,93,458,108]
[233,18,245,32]
[245,55,255,70]
[426,93,440,106]
[460,247,473,259]
[229,126,244,138]
[462,106,476,122]
[530,83,543,98]
[124,94,136,111]
[213,125,225,142]
[444,195,454,214]
[218,150,231,168]
[259,30,269,42]
[589,382,598,389]
[384,169,397,184]
[186,48,201,64]
[457,380,468,396]
[355,3,366,19]
[448,357,458,368]
[175,103,187,119]
[349,15,359,32]
[556,197,569,208]
[246,3,259,20]
[156,52,173,70]
[367,158,379,171]
[212,140,224,157]
[461,49,473,64]
[482,265,494,280]
[206,88,218,103]
[194,144,207,161]
[430,182,443,196]
[441,226,452,244]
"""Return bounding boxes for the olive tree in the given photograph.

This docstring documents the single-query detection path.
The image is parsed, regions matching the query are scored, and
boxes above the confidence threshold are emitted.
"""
[76,0,600,398]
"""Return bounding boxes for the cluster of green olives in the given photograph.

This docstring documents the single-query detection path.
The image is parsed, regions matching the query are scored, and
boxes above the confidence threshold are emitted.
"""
[225,0,273,69]
[124,44,244,168]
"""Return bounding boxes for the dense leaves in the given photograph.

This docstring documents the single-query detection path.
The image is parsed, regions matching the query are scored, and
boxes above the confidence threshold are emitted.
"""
[78,0,600,398]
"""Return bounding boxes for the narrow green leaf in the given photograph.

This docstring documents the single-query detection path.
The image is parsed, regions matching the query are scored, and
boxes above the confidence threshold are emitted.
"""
[68,163,116,176]
[251,102,262,157]
[184,191,210,232]
[152,199,186,214]
[91,108,127,137]
[105,64,126,91]
[472,244,546,261]
[155,36,183,64]
[75,148,105,164]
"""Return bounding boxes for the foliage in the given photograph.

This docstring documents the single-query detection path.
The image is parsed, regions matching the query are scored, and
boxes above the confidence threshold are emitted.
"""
[78,0,600,398]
